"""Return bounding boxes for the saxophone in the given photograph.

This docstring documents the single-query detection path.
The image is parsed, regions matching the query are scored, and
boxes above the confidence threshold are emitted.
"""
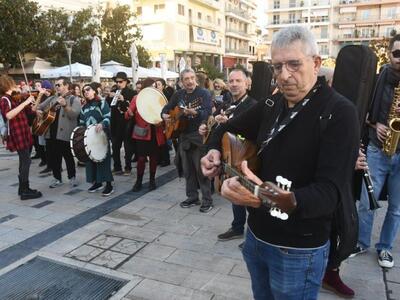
[383,82,400,156]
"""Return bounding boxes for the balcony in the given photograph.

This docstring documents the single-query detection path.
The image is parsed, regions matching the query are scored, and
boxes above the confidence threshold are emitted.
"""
[225,28,252,40]
[334,33,382,42]
[225,47,251,55]
[225,5,252,23]
[336,0,400,7]
[240,0,257,9]
[266,18,329,27]
[189,0,220,10]
[189,17,220,31]
[335,15,400,26]
[268,0,330,11]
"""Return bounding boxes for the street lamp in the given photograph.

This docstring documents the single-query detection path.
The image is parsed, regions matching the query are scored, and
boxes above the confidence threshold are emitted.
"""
[64,40,76,82]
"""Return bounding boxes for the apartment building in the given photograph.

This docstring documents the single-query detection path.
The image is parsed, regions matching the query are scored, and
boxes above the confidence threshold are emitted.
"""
[224,0,258,71]
[34,0,104,11]
[133,0,225,71]
[264,0,332,59]
[333,0,400,54]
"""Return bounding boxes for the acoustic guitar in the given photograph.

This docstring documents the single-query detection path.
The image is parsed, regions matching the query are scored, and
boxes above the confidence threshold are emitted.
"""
[32,92,71,136]
[203,105,236,144]
[165,98,202,139]
[216,132,294,220]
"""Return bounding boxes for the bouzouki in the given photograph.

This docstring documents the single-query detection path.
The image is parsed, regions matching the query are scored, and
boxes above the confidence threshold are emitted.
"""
[217,132,296,220]
[33,92,71,136]
[203,105,236,144]
[165,98,202,139]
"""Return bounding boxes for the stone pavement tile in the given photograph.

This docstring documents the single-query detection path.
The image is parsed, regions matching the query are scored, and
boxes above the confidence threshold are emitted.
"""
[0,240,11,251]
[111,239,147,255]
[125,279,213,300]
[179,213,230,228]
[0,228,35,244]
[45,203,88,215]
[0,203,22,214]
[10,204,52,220]
[387,281,400,300]
[77,197,108,208]
[81,220,115,233]
[105,224,163,243]
[319,290,340,300]
[181,269,219,290]
[211,241,245,261]
[165,249,240,274]
[132,198,177,210]
[119,256,193,285]
[101,210,151,227]
[66,244,104,261]
[142,219,199,236]
[155,232,217,253]
[386,266,400,283]
[200,273,252,300]
[136,207,188,221]
[39,211,75,223]
[87,234,122,249]
[91,250,130,269]
[0,224,15,235]
[136,243,176,261]
[229,262,250,279]
[2,217,53,233]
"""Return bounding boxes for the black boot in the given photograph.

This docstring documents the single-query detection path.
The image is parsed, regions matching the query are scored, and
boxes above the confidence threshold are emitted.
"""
[18,176,21,196]
[20,182,42,200]
[149,173,156,191]
[132,175,143,192]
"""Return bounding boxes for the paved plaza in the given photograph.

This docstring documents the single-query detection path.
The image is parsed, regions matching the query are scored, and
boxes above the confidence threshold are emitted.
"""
[0,144,398,299]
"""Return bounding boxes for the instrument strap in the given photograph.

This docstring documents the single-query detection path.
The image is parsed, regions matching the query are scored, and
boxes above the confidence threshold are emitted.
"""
[258,83,321,155]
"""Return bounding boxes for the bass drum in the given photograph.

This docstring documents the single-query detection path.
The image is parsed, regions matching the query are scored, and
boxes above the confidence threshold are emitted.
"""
[70,125,108,163]
[136,87,168,124]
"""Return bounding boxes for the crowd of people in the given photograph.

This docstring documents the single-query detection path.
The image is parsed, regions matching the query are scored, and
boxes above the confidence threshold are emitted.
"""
[0,25,399,300]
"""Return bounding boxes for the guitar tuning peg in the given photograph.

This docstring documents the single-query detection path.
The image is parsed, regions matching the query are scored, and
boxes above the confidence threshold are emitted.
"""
[270,207,278,217]
[280,212,289,220]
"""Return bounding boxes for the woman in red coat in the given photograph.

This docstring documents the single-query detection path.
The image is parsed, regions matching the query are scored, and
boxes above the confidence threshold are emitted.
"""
[125,78,166,191]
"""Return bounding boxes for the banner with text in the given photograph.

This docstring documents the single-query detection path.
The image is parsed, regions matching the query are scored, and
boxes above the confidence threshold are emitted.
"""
[192,26,218,45]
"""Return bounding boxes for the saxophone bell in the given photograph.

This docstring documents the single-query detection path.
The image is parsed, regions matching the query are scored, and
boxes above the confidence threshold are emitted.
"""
[383,83,400,156]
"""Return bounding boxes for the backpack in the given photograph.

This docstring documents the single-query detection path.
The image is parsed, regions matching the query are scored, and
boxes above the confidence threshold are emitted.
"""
[0,96,11,139]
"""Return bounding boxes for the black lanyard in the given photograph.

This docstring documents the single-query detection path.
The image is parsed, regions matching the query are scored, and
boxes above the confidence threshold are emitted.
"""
[257,84,320,155]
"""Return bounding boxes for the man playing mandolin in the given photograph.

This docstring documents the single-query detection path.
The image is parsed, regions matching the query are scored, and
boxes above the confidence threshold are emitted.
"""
[201,26,360,299]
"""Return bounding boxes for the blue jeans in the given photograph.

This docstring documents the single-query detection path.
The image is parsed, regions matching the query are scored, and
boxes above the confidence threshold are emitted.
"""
[358,144,400,251]
[242,229,329,300]
[231,204,246,234]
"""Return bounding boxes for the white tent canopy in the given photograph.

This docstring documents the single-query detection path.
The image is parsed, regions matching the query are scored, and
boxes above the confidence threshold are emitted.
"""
[100,60,179,79]
[40,62,113,79]
[9,57,54,75]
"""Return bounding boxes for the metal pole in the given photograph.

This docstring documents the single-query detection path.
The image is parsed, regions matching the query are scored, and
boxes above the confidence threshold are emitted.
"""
[67,47,72,83]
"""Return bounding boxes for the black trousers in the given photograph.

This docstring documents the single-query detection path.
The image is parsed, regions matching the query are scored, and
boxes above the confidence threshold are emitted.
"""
[17,148,31,183]
[46,139,76,181]
[111,134,135,171]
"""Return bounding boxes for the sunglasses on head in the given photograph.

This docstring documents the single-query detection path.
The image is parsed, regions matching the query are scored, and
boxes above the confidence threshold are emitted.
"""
[392,50,400,58]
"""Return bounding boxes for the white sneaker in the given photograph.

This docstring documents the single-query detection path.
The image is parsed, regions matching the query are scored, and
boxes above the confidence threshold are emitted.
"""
[69,177,78,188]
[49,179,63,188]
[378,250,394,268]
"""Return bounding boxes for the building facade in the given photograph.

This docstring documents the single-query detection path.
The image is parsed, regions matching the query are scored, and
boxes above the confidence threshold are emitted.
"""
[133,0,225,72]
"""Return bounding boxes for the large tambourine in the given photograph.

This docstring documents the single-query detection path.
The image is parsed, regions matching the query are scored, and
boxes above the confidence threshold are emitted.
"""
[136,87,168,124]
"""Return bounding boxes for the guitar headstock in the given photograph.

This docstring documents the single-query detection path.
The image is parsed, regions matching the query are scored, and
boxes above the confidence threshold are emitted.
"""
[258,176,293,221]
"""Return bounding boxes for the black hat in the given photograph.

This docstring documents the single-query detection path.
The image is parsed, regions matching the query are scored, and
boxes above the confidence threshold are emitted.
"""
[112,72,130,83]
[82,82,100,95]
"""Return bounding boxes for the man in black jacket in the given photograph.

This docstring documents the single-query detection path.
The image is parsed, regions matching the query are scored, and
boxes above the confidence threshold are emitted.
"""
[106,72,137,175]
[199,68,257,240]
[201,26,359,299]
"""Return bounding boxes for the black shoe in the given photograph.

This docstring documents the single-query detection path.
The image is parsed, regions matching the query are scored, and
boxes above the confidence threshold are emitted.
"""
[217,228,244,241]
[38,161,46,167]
[31,153,40,159]
[160,161,170,167]
[378,250,394,268]
[238,242,244,250]
[180,198,201,208]
[102,185,114,197]
[148,181,156,191]
[20,183,42,200]
[39,167,52,174]
[88,182,103,193]
[112,169,123,175]
[132,181,143,192]
[349,245,367,258]
[199,203,213,213]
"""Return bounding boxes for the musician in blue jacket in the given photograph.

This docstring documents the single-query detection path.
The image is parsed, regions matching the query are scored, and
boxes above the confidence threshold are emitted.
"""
[201,26,359,299]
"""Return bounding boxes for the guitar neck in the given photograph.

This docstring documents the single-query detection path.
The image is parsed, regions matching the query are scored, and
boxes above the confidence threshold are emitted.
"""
[222,162,271,207]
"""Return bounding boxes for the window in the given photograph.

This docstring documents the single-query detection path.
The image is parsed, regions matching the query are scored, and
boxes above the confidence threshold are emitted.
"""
[319,44,329,55]
[289,13,296,23]
[218,18,221,25]
[154,4,165,14]
[198,12,202,20]
[289,0,296,8]
[273,15,280,24]
[385,27,395,37]
[361,10,370,20]
[386,7,396,19]
[189,9,192,18]
[136,7,142,16]
[321,26,328,38]
[207,15,212,23]
[273,0,280,9]
[178,4,185,16]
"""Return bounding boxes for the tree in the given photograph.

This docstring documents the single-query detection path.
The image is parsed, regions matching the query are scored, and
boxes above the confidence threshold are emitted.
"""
[369,38,390,69]
[101,5,142,65]
[136,45,152,68]
[196,61,224,80]
[0,0,42,70]
[37,7,100,66]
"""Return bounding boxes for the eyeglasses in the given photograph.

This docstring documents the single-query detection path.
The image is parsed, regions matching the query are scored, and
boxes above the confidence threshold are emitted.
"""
[271,57,311,75]
[392,50,400,58]
[116,80,124,84]
[55,83,62,87]
[83,87,92,92]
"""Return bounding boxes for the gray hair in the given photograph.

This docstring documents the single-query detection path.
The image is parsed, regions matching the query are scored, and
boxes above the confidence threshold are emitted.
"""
[271,25,318,56]
[180,68,196,81]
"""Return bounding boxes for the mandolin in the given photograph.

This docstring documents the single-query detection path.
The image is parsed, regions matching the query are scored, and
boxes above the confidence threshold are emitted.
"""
[217,132,295,220]
[165,98,202,139]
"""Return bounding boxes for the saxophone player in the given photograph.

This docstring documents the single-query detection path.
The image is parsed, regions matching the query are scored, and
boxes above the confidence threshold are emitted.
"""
[351,34,400,269]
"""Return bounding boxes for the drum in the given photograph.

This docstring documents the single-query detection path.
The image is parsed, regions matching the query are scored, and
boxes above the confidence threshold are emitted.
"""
[70,125,108,163]
[136,87,168,124]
